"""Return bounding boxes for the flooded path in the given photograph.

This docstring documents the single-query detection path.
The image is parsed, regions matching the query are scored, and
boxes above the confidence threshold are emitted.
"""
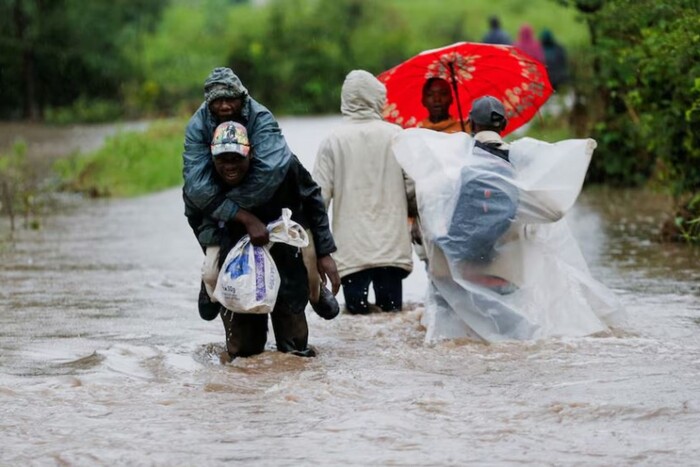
[1,117,699,465]
[0,121,149,161]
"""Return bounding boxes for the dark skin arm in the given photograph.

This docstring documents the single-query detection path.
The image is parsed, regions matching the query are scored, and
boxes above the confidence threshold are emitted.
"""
[317,255,341,296]
[234,209,269,246]
[411,219,423,245]
[237,208,339,293]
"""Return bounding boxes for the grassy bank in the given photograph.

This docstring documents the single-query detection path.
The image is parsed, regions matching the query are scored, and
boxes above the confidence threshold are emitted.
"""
[55,119,186,197]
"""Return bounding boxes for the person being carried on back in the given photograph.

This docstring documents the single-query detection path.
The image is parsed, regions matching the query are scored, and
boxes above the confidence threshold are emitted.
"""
[182,67,337,322]
[201,121,341,361]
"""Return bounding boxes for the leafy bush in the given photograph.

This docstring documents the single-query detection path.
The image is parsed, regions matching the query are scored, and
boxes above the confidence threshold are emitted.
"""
[563,0,700,241]
[44,97,123,125]
[571,0,700,197]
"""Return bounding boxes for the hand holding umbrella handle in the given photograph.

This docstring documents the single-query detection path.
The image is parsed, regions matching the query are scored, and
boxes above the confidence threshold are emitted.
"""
[447,62,467,133]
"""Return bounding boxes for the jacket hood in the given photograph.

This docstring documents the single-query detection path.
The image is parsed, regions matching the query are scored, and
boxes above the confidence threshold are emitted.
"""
[204,67,249,104]
[517,25,535,42]
[340,70,386,120]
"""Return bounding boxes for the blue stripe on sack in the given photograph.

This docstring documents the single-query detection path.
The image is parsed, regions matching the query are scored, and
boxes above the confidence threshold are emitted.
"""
[254,247,266,301]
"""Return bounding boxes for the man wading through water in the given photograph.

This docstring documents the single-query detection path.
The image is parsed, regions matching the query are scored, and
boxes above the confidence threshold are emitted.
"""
[201,121,340,360]
[182,67,339,323]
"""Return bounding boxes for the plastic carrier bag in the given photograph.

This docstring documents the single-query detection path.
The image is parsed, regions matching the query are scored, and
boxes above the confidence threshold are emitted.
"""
[213,208,309,314]
[392,129,625,343]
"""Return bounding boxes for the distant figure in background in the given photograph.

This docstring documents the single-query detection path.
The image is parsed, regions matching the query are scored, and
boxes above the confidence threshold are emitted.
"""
[313,70,414,315]
[482,16,512,45]
[539,29,569,90]
[417,77,467,134]
[514,24,545,63]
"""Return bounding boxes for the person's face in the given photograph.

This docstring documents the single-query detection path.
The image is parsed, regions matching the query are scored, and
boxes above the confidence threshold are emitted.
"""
[422,80,453,122]
[213,152,250,186]
[209,97,244,123]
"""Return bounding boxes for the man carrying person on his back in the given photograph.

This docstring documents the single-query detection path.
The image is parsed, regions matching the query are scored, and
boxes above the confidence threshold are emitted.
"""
[313,70,414,314]
[182,67,337,322]
[203,121,340,360]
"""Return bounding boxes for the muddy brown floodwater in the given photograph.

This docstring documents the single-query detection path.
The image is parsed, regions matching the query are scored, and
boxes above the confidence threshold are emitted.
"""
[1,117,699,466]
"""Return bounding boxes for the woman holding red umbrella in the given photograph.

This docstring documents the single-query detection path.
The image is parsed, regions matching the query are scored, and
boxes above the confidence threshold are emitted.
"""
[378,41,553,135]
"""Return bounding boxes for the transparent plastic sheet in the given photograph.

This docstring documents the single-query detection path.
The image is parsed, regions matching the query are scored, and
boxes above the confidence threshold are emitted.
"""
[393,129,625,343]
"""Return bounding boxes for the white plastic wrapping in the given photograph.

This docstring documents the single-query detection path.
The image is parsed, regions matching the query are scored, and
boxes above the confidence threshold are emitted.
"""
[214,209,309,314]
[393,129,625,342]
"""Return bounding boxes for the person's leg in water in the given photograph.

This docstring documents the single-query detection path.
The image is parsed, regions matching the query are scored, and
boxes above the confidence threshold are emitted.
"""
[199,245,223,321]
[220,309,269,362]
[341,269,373,314]
[371,266,406,312]
[270,301,315,357]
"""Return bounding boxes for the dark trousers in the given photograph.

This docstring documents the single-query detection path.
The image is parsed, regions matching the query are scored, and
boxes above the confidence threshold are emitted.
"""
[220,301,310,358]
[341,267,406,314]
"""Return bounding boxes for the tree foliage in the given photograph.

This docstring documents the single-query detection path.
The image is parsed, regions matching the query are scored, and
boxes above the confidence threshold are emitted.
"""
[568,0,700,200]
[227,0,411,114]
[0,0,167,120]
[561,0,700,241]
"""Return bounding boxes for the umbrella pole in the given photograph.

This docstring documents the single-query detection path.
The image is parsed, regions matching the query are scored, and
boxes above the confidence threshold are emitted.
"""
[448,62,467,133]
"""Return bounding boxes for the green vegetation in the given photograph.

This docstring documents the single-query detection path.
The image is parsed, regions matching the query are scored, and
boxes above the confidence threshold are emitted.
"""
[54,120,185,197]
[0,0,167,121]
[0,140,46,232]
[560,0,700,242]
[1,0,588,119]
[385,0,589,47]
[133,0,587,115]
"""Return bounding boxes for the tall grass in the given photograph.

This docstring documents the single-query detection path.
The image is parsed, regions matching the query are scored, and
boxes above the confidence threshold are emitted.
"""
[54,120,186,198]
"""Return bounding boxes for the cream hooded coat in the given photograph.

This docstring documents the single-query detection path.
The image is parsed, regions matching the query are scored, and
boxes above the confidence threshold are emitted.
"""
[313,70,413,278]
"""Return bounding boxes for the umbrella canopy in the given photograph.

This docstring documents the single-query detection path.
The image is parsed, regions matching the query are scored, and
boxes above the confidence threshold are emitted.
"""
[378,42,553,135]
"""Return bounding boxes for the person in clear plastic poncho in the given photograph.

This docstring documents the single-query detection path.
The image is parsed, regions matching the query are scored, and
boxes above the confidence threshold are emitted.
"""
[392,96,626,343]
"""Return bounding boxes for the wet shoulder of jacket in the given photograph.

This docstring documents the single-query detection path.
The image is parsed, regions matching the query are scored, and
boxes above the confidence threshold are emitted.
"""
[186,102,208,128]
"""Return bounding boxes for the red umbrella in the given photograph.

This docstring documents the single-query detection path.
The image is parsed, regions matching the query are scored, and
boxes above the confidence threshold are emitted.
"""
[377,42,553,136]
